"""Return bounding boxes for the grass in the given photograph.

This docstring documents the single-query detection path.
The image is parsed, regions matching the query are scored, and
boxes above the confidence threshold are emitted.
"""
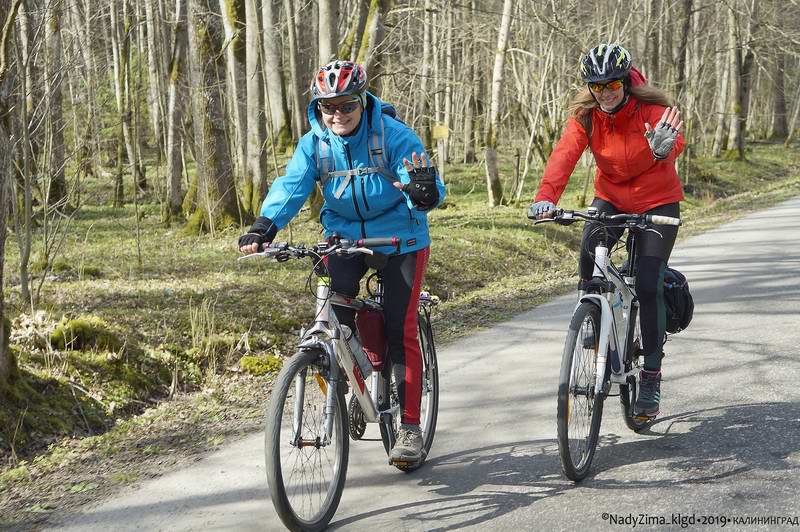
[0,140,799,526]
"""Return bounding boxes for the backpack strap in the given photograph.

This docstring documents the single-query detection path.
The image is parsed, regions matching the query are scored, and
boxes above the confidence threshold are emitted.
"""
[367,112,400,185]
[316,137,334,187]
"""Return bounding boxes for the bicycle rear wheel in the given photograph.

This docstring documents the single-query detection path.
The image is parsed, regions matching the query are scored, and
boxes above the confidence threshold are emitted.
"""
[619,312,652,432]
[265,350,348,532]
[380,312,439,471]
[557,301,607,481]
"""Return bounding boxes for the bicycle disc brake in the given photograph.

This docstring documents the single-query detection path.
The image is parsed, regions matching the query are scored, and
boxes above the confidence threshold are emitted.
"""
[348,394,367,440]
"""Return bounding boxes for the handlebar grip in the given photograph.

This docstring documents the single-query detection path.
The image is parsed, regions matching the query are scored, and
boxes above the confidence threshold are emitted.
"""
[647,215,681,226]
[355,237,400,249]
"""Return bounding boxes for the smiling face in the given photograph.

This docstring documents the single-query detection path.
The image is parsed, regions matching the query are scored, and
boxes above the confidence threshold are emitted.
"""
[589,79,626,112]
[319,95,364,136]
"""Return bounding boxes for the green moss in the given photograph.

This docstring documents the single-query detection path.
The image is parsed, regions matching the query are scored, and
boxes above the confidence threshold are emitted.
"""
[239,355,282,376]
[80,265,103,279]
[50,316,124,352]
[0,464,30,489]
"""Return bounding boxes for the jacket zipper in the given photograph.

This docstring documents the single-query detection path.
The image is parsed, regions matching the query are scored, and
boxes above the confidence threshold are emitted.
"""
[344,144,367,238]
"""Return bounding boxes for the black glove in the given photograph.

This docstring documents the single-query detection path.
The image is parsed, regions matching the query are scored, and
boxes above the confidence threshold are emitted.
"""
[403,166,439,210]
[238,216,278,251]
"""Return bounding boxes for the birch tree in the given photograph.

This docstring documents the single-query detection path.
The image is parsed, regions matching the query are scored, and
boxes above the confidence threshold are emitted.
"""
[484,0,513,207]
[245,0,266,215]
[318,0,338,64]
[166,0,188,217]
[219,0,247,184]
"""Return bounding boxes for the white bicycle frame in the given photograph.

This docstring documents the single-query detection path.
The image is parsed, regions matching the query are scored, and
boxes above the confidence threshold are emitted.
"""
[575,244,641,396]
[296,281,394,444]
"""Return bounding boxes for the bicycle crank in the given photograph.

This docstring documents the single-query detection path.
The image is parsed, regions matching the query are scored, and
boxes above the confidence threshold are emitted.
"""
[348,394,367,440]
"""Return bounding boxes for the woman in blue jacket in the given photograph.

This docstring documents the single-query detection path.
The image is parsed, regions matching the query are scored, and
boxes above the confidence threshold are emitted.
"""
[239,60,445,462]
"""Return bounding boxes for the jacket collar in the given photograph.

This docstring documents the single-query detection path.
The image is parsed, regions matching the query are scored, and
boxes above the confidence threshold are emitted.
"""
[594,96,638,124]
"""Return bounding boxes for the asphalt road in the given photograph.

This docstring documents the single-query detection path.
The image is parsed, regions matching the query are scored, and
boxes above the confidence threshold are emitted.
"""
[50,197,800,532]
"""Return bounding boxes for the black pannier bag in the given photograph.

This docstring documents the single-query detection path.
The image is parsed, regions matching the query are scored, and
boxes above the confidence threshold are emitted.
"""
[663,267,694,333]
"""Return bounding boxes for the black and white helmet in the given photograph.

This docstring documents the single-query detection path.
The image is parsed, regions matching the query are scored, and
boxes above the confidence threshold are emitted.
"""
[580,43,632,82]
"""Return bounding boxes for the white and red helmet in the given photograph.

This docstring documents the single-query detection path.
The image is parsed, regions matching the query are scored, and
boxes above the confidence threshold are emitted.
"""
[311,60,368,100]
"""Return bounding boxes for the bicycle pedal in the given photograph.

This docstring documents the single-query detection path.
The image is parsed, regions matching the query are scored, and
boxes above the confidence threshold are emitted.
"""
[633,414,656,422]
[389,457,420,468]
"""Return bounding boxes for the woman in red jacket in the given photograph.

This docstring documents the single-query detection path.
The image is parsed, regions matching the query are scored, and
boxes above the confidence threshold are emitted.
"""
[529,43,684,418]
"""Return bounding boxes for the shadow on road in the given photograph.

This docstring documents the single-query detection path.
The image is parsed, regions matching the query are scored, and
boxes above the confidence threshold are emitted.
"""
[332,402,800,530]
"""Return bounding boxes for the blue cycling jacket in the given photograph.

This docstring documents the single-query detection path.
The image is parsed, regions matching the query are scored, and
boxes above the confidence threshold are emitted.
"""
[259,92,446,254]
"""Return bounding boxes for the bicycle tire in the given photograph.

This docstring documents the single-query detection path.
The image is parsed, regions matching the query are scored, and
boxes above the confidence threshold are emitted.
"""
[380,312,439,472]
[265,350,348,532]
[619,313,652,432]
[557,301,607,481]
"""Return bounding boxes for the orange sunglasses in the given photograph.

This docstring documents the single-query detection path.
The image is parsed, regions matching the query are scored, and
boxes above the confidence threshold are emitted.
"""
[588,79,624,93]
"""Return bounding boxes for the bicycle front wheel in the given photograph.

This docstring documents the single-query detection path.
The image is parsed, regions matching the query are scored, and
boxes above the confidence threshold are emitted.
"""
[557,301,606,481]
[380,312,439,471]
[265,350,348,532]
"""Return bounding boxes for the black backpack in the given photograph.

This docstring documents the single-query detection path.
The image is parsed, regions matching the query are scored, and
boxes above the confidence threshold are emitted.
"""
[663,267,694,333]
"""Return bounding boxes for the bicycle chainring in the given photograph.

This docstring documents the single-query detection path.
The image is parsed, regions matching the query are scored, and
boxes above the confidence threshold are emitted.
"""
[348,394,367,440]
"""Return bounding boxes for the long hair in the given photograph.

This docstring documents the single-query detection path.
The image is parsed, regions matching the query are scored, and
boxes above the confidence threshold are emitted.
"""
[567,81,675,129]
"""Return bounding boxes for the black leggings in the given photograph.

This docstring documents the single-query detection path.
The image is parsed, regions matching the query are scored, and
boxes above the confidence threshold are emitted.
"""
[579,199,680,371]
[327,248,429,425]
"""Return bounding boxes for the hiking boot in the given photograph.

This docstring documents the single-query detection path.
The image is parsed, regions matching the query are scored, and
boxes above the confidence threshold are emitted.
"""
[390,425,423,463]
[634,369,661,418]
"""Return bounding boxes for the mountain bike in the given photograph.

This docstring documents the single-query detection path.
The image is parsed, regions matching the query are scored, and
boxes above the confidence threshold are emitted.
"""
[240,236,439,531]
[531,207,681,481]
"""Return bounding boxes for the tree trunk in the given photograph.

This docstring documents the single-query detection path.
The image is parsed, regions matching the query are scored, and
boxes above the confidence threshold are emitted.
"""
[261,0,291,150]
[219,0,247,188]
[770,50,788,140]
[711,4,731,158]
[338,0,368,61]
[46,0,67,210]
[0,0,23,390]
[356,0,391,94]
[166,0,188,217]
[318,0,338,64]
[245,0,266,215]
[144,0,167,157]
[484,0,513,207]
[186,0,242,233]
[415,0,432,150]
[726,4,744,159]
[283,0,304,141]
[675,0,692,100]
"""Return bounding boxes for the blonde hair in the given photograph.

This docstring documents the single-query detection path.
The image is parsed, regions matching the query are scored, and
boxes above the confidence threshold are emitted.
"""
[568,83,675,129]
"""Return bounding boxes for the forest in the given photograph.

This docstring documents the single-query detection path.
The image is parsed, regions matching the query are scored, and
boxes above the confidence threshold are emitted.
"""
[1,0,800,521]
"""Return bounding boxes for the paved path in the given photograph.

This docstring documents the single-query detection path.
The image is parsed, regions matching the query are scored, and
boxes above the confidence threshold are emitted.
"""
[51,197,800,531]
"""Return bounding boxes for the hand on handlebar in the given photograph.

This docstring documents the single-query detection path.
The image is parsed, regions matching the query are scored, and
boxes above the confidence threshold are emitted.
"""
[238,216,278,254]
[527,200,557,220]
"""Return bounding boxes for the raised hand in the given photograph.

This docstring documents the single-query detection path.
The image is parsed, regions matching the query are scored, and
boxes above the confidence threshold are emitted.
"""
[394,151,439,209]
[644,107,683,160]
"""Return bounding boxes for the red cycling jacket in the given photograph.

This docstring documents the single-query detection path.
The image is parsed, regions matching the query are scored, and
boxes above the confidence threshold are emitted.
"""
[535,97,684,213]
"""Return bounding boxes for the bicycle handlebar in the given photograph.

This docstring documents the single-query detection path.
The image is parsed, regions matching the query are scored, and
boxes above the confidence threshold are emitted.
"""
[532,209,681,227]
[646,214,681,226]
[237,236,401,262]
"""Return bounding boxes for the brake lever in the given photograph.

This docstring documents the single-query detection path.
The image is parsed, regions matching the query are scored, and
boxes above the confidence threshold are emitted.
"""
[642,227,664,238]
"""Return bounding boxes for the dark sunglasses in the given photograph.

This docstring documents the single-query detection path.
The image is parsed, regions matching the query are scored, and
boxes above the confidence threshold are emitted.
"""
[318,100,361,115]
[588,79,624,93]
